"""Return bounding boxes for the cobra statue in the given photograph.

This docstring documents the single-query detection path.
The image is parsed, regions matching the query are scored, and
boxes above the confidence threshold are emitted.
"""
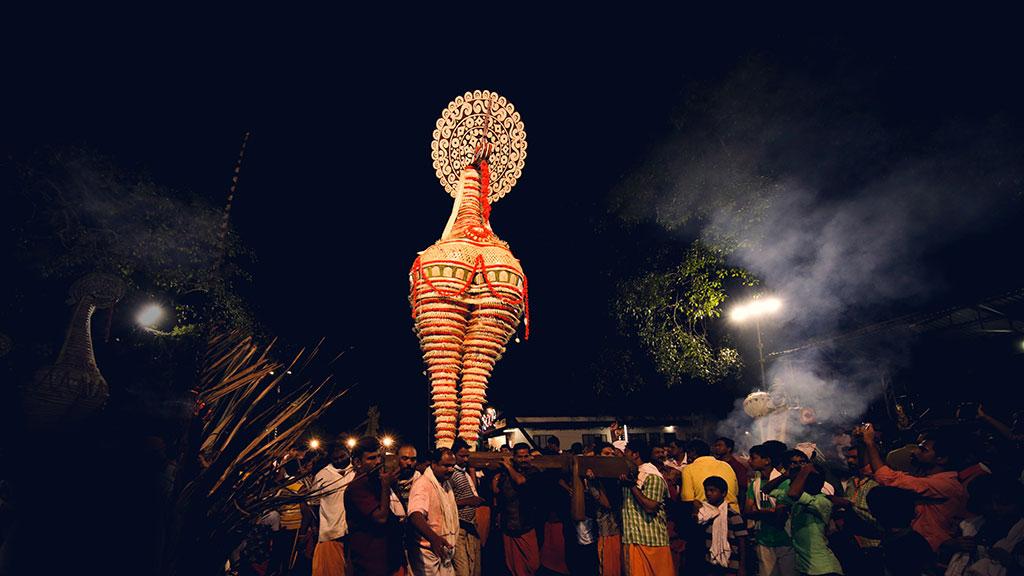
[26,272,125,425]
[411,90,529,448]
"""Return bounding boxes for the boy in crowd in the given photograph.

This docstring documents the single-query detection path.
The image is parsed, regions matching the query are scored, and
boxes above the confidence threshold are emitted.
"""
[866,486,933,576]
[745,444,794,576]
[698,476,748,575]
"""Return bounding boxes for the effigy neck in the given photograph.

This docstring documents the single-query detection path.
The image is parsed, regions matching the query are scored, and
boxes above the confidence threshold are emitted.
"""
[56,299,99,370]
[442,166,491,240]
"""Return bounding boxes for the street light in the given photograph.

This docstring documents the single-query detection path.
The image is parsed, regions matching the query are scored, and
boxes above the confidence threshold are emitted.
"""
[729,296,783,388]
[729,297,782,322]
[136,303,165,329]
[308,438,321,450]
[346,437,357,449]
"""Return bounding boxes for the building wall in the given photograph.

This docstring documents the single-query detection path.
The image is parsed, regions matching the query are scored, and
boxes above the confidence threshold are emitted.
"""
[527,426,687,449]
[483,415,718,451]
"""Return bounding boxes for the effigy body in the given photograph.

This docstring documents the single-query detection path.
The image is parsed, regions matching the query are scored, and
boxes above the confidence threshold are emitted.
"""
[411,90,528,448]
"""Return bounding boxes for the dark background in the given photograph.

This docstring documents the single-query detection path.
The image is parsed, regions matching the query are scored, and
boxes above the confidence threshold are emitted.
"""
[4,10,1024,448]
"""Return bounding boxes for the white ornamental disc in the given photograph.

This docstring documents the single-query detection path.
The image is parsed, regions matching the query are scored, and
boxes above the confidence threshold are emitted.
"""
[431,89,527,203]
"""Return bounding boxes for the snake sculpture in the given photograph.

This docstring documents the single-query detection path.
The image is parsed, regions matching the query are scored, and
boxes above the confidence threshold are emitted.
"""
[410,90,529,448]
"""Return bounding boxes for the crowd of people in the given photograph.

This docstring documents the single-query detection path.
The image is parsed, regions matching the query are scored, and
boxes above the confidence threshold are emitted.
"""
[229,405,1024,576]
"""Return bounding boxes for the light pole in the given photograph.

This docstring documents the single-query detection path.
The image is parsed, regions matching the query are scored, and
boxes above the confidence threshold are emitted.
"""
[729,296,783,388]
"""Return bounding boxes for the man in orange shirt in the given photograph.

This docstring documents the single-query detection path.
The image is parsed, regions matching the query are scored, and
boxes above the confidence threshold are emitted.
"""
[859,423,967,552]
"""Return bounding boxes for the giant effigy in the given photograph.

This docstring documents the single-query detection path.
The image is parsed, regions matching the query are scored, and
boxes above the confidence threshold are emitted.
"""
[410,90,529,448]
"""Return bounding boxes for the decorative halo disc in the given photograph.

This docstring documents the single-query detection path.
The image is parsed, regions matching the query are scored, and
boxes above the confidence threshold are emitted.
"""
[431,89,527,203]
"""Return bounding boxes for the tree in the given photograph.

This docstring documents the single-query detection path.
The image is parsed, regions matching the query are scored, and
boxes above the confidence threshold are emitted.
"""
[615,241,755,387]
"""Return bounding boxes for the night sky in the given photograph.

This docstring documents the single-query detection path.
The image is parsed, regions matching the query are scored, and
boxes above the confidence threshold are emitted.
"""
[4,12,1024,448]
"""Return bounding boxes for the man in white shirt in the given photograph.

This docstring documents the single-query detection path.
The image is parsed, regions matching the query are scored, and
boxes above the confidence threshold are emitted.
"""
[408,448,459,576]
[391,443,422,572]
[314,440,355,576]
[390,444,422,519]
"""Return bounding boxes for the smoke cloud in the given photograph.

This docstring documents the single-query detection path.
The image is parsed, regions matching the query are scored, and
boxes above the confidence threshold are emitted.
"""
[14,148,230,287]
[614,60,1023,453]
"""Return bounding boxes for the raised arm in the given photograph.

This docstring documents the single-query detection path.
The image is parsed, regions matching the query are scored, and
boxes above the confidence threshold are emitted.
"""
[787,464,813,500]
[368,467,400,524]
[586,470,612,510]
[859,425,887,473]
[978,404,1023,442]
[502,457,527,486]
[745,488,781,520]
[761,472,788,494]
[621,474,662,514]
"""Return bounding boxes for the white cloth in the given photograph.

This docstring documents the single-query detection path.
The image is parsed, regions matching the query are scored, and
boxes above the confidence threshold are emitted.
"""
[993,517,1024,555]
[947,553,972,576]
[962,518,1024,576]
[258,510,281,532]
[315,463,354,542]
[390,470,421,518]
[752,468,783,510]
[409,468,459,576]
[794,444,834,496]
[795,443,817,459]
[636,462,663,489]
[757,544,796,576]
[698,500,731,567]
[409,467,459,546]
[410,548,455,576]
[576,518,596,545]
[946,517,989,576]
[749,468,783,530]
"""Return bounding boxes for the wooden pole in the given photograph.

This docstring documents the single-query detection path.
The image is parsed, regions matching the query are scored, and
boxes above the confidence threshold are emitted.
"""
[570,455,585,521]
[385,452,633,521]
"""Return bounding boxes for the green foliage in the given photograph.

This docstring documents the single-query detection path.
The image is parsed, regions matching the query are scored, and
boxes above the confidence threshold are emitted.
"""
[13,148,256,334]
[616,242,755,386]
[592,340,645,396]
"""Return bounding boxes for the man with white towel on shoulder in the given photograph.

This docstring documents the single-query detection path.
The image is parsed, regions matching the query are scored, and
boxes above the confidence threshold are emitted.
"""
[408,448,459,576]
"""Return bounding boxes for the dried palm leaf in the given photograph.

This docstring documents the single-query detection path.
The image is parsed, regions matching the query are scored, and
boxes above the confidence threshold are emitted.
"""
[162,330,350,576]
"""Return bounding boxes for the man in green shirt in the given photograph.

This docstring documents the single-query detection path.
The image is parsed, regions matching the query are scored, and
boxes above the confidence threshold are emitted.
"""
[745,444,795,576]
[778,463,843,576]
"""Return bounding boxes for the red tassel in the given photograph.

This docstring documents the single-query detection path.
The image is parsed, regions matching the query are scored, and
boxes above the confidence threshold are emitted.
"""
[479,160,492,224]
[523,274,530,341]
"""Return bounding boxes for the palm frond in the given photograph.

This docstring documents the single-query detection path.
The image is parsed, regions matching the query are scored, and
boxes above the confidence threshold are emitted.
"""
[163,330,350,576]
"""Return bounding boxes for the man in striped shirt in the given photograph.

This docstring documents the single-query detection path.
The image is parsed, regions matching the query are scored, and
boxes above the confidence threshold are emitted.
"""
[619,440,673,576]
[450,438,485,576]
